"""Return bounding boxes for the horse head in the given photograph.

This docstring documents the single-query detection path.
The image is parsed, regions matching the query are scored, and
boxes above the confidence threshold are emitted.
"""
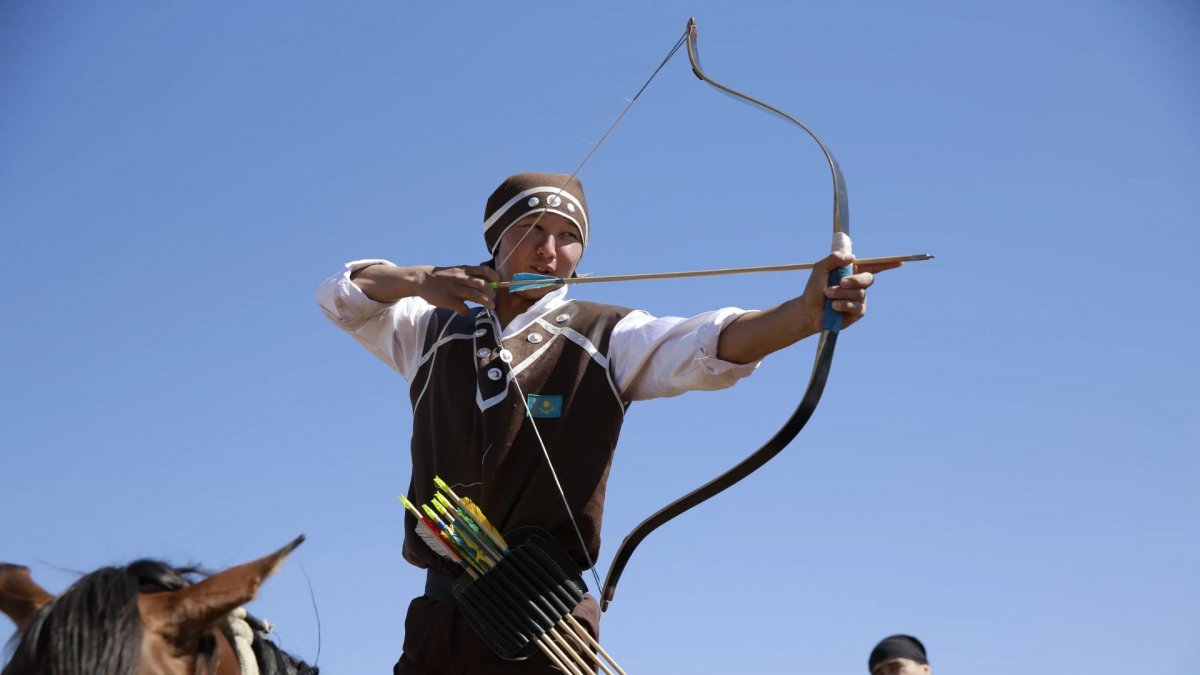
[0,535,314,675]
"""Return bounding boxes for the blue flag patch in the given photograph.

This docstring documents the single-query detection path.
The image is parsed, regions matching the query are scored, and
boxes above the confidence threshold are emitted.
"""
[526,394,563,419]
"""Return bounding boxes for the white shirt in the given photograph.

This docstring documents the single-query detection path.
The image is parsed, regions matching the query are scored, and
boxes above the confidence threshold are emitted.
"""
[317,260,760,402]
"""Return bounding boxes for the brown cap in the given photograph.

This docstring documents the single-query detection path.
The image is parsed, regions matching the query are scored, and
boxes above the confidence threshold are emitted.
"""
[483,172,589,255]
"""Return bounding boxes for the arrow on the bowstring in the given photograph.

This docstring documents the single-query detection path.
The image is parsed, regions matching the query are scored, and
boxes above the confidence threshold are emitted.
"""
[490,253,934,292]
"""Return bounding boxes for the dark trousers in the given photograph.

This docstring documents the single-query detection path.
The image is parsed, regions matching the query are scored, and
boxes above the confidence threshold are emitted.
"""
[393,592,601,674]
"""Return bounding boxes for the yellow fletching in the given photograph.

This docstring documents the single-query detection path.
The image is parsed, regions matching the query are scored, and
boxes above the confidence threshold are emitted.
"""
[433,475,455,497]
[421,504,441,524]
[462,497,507,549]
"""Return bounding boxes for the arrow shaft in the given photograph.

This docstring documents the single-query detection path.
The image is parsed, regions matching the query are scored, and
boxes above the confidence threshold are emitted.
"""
[496,253,932,288]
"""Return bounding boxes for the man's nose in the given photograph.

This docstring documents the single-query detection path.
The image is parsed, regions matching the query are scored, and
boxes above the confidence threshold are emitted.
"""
[534,233,556,256]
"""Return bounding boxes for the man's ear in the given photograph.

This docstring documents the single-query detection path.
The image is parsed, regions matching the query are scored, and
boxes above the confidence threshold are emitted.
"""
[0,563,55,626]
[137,535,304,651]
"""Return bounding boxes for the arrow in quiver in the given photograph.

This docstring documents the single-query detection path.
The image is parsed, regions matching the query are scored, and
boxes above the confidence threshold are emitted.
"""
[400,481,626,675]
[453,527,587,659]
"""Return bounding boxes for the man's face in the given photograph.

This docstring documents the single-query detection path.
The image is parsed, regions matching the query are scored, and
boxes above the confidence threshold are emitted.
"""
[493,212,584,297]
[871,658,931,675]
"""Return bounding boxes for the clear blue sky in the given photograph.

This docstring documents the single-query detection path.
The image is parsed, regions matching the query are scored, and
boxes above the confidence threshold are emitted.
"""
[2,2,1197,673]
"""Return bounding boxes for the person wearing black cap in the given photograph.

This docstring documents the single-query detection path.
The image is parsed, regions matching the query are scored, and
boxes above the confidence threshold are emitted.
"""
[869,634,931,675]
[318,171,897,673]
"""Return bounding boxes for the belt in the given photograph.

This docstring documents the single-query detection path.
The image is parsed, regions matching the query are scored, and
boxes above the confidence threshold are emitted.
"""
[424,569,459,603]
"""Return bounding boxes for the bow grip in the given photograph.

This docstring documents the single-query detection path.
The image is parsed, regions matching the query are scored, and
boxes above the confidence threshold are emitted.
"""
[821,264,853,334]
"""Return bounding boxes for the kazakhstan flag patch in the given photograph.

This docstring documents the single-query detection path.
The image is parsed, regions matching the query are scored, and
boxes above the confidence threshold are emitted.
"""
[526,394,563,419]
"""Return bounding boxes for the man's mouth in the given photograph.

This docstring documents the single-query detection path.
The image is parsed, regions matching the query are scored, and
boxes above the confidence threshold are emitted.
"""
[529,265,554,275]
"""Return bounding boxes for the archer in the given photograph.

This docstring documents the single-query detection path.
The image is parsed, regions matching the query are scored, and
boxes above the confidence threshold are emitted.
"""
[317,171,897,673]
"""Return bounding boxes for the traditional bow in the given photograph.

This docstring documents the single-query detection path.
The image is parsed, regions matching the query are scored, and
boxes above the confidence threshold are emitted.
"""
[491,17,910,613]
[599,17,855,610]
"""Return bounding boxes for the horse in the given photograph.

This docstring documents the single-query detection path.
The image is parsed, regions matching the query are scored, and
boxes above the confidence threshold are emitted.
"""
[0,535,317,675]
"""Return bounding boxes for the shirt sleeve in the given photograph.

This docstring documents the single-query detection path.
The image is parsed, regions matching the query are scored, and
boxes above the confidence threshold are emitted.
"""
[610,307,761,402]
[315,259,433,381]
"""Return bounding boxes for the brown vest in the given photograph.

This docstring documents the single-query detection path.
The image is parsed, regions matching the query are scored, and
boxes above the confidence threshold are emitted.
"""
[403,300,633,574]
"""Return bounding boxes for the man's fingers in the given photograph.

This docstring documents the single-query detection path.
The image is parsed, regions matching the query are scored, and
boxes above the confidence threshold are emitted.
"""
[433,265,500,284]
[455,269,500,296]
[824,286,867,301]
[442,280,494,310]
[830,300,865,314]
[815,251,855,272]
[836,272,875,290]
[463,265,500,282]
[458,279,495,303]
[854,261,902,275]
[468,289,495,309]
[806,252,886,330]
[804,252,847,293]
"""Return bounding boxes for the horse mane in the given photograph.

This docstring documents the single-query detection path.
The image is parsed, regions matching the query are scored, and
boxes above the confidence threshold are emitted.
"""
[245,614,319,675]
[2,560,190,675]
[3,561,317,675]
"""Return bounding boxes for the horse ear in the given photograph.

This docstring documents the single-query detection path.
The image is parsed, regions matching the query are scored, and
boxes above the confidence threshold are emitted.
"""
[137,535,304,648]
[0,563,56,626]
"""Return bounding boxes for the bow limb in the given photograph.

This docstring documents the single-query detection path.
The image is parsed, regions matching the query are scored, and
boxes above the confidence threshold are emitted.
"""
[599,17,853,611]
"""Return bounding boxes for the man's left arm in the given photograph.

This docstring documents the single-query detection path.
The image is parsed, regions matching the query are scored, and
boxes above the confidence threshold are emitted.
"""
[716,252,899,364]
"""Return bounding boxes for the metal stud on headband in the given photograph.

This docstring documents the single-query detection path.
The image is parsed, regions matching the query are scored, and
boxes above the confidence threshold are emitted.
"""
[482,172,589,255]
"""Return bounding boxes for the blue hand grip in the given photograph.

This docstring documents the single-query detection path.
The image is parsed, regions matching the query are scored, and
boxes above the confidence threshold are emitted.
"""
[821,264,853,334]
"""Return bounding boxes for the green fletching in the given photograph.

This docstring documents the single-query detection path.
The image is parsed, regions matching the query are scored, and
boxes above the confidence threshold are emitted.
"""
[447,528,486,570]
[462,496,508,550]
[459,510,482,534]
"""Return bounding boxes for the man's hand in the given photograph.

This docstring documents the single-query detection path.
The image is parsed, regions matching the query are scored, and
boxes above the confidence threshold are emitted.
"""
[418,265,499,315]
[806,251,901,332]
[351,264,499,315]
[717,252,900,364]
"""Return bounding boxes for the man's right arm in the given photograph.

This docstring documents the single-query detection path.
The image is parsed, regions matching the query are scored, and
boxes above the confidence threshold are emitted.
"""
[349,263,432,304]
[352,263,497,314]
[317,260,440,380]
[316,260,499,379]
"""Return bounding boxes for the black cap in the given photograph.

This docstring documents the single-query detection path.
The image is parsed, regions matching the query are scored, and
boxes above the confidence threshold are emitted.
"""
[869,634,928,671]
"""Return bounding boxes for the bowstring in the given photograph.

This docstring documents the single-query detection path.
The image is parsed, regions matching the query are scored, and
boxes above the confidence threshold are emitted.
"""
[492,29,688,272]
[486,26,689,595]
[487,312,603,595]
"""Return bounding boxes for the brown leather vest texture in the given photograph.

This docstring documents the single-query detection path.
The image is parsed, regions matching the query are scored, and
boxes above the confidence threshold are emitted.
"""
[403,300,632,574]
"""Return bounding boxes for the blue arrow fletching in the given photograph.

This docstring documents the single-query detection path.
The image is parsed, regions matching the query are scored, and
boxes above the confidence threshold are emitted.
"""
[508,272,563,292]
